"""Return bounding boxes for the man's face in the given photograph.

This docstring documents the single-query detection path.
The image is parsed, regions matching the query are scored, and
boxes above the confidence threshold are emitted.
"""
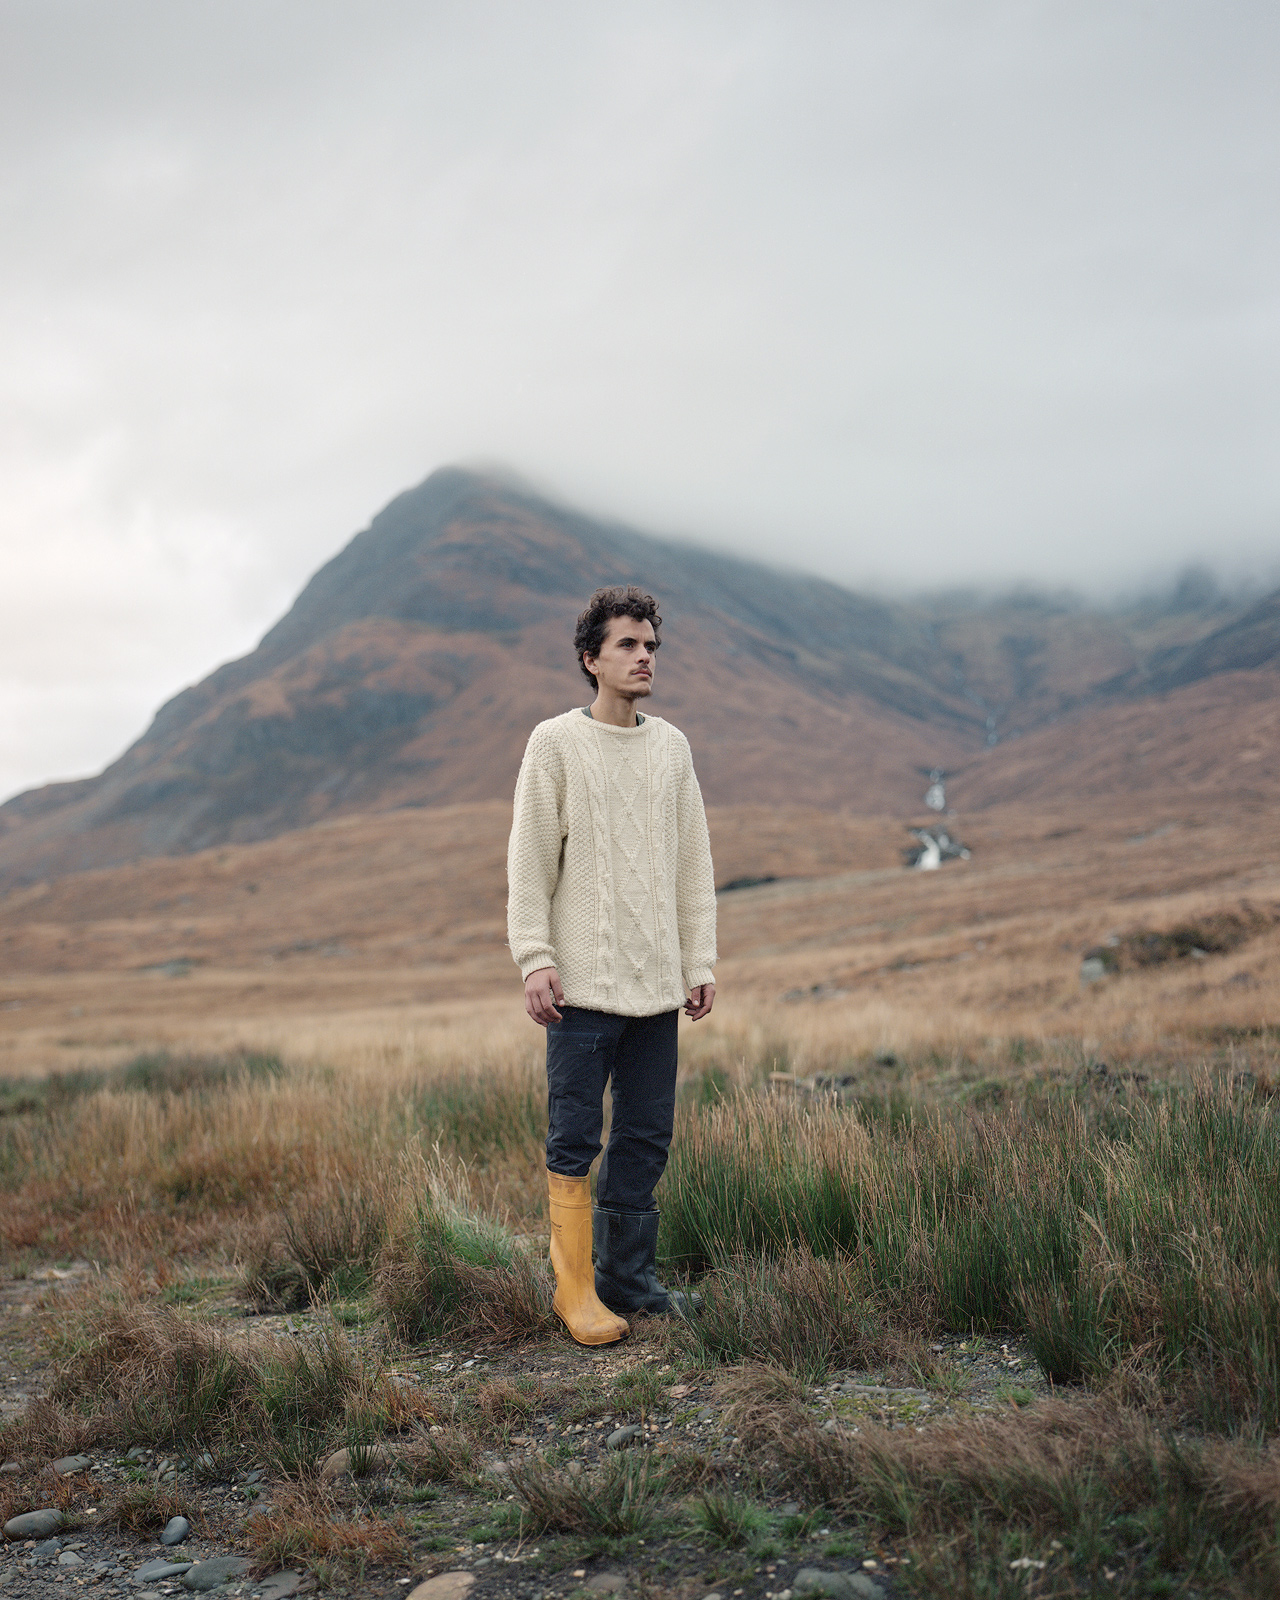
[585,614,658,700]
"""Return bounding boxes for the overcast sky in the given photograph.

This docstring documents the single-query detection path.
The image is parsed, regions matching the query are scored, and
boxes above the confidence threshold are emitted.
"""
[2,0,1278,800]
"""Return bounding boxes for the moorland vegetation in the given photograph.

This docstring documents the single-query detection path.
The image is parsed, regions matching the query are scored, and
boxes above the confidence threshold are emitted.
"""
[3,1019,1280,1596]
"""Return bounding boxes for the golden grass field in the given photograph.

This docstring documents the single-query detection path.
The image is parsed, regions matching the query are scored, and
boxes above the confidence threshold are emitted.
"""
[2,792,1277,1085]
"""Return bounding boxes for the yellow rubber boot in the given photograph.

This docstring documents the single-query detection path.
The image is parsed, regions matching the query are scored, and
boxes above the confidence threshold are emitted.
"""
[547,1172,629,1346]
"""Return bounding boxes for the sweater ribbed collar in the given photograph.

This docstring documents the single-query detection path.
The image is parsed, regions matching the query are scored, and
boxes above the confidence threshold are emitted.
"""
[578,706,657,736]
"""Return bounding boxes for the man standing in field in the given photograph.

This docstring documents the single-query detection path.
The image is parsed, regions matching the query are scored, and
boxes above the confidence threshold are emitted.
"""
[507,586,718,1346]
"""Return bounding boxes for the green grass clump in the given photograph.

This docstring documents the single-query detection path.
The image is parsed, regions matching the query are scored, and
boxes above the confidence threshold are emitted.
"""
[612,1365,667,1416]
[690,1249,893,1382]
[694,1489,770,1547]
[374,1196,553,1344]
[118,1050,284,1094]
[281,1182,390,1299]
[507,1451,672,1537]
[660,1080,1280,1425]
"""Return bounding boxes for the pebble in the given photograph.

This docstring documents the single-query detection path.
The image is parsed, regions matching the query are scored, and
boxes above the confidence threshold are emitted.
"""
[793,1569,881,1600]
[161,1516,191,1546]
[51,1454,92,1475]
[407,1574,477,1600]
[136,1558,195,1581]
[605,1424,642,1449]
[258,1573,305,1600]
[181,1555,250,1590]
[32,1539,62,1557]
[585,1576,627,1593]
[3,1509,63,1540]
[126,1445,149,1461]
[840,1383,931,1401]
[57,1551,84,1566]
[318,1443,394,1479]
[701,1592,724,1600]
[0,1462,18,1475]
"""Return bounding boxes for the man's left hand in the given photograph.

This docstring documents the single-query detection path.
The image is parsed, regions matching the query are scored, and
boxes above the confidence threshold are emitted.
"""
[684,983,715,1021]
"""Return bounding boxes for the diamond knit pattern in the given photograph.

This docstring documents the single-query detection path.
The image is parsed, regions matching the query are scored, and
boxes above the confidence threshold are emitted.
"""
[507,710,717,1017]
[599,733,658,1012]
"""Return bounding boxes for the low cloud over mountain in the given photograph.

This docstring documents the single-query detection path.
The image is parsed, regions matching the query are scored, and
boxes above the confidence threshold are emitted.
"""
[1,468,1274,887]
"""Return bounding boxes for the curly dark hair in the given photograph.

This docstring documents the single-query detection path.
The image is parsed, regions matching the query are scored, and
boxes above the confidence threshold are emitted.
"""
[574,586,662,686]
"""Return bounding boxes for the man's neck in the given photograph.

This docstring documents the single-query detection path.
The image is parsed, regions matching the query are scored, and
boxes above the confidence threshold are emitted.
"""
[589,687,642,727]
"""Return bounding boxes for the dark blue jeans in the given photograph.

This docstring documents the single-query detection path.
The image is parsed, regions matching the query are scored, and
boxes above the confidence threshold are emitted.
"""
[545,1006,679,1212]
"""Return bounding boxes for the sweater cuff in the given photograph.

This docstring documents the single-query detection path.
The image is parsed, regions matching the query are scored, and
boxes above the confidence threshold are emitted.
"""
[683,966,716,992]
[519,951,559,981]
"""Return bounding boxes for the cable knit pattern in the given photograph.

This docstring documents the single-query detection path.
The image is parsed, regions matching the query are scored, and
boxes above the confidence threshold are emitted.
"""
[507,710,717,1016]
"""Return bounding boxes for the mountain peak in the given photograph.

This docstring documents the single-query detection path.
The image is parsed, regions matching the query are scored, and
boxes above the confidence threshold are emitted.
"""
[0,468,1272,888]
[256,466,588,660]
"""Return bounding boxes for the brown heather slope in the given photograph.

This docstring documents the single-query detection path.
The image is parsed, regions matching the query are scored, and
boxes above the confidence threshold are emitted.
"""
[949,666,1280,808]
[0,467,1254,887]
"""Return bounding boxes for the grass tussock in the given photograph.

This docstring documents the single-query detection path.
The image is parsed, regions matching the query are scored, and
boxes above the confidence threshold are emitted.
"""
[245,1485,411,1579]
[693,1487,771,1548]
[715,1362,810,1442]
[662,1080,1280,1425]
[21,1300,396,1478]
[236,1143,555,1327]
[398,1424,478,1485]
[373,1152,555,1344]
[506,1451,675,1537]
[0,1393,103,1465]
[726,1382,1280,1594]
[102,1483,202,1536]
[690,1248,900,1381]
[0,1467,87,1530]
[280,1180,392,1300]
[475,1376,543,1423]
[1085,903,1278,975]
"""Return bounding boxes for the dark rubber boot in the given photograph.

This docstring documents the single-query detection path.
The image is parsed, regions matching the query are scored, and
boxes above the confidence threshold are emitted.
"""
[593,1206,699,1318]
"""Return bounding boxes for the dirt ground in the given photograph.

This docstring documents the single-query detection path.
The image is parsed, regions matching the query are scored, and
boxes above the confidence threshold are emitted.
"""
[0,1264,1054,1600]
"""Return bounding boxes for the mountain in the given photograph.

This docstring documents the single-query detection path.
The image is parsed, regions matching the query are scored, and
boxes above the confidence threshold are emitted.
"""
[0,467,1272,888]
[1113,589,1280,693]
[950,668,1280,809]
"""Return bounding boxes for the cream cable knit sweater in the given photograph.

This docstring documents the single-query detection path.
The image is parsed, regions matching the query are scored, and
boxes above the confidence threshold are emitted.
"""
[507,709,718,1017]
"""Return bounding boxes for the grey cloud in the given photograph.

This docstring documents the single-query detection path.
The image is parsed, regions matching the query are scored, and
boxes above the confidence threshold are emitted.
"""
[1,0,1278,797]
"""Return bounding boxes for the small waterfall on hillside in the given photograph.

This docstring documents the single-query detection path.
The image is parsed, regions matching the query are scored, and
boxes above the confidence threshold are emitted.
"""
[904,769,970,869]
[905,826,971,870]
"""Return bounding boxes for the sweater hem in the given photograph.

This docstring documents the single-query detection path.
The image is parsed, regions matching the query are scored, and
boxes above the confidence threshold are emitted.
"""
[561,987,686,1018]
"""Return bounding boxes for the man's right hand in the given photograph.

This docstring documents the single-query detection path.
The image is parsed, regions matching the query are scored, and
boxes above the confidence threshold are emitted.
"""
[524,966,565,1026]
